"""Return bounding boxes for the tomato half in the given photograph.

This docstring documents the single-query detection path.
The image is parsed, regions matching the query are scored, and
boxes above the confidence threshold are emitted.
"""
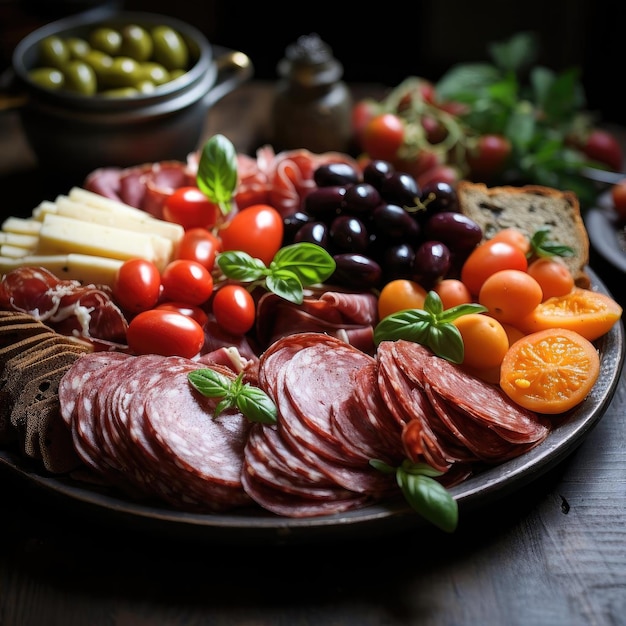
[127,309,205,358]
[218,204,284,265]
[211,284,256,335]
[160,259,214,306]
[176,227,221,270]
[112,258,161,314]
[163,186,220,230]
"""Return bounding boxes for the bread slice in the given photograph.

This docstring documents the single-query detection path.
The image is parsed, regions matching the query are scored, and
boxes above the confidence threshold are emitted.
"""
[456,181,590,288]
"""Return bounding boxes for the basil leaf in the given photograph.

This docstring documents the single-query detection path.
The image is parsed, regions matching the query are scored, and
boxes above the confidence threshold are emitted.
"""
[196,134,238,215]
[374,310,432,345]
[428,324,465,364]
[397,469,458,533]
[272,243,336,285]
[188,369,277,424]
[216,251,267,281]
[530,228,575,259]
[266,270,305,305]
[236,385,277,424]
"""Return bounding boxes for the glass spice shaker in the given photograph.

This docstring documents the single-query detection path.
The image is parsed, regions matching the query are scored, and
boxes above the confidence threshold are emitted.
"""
[271,33,353,154]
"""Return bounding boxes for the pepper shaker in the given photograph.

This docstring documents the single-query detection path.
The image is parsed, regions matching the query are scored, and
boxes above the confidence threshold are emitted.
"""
[271,33,353,153]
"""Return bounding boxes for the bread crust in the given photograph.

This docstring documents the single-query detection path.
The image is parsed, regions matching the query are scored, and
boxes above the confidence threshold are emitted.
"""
[456,181,590,288]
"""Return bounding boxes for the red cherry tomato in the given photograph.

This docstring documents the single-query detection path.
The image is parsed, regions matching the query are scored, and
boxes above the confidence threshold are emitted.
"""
[160,259,214,306]
[163,187,220,230]
[218,204,284,265]
[155,301,209,327]
[581,129,623,172]
[361,113,405,162]
[211,284,256,335]
[351,99,379,149]
[460,239,528,295]
[467,134,512,179]
[127,309,205,358]
[112,258,161,314]
[176,227,221,270]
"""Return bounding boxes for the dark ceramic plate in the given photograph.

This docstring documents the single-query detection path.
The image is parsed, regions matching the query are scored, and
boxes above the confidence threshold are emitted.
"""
[1,270,623,545]
[585,191,626,273]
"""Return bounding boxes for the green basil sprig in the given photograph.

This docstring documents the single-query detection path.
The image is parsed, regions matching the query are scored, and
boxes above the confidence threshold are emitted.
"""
[373,291,486,363]
[529,228,575,259]
[371,459,458,533]
[216,242,336,305]
[196,134,238,216]
[187,369,277,424]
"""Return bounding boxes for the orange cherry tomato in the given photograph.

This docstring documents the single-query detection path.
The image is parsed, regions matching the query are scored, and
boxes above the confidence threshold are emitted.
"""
[526,257,575,300]
[478,269,543,325]
[489,227,531,255]
[377,279,427,320]
[453,313,510,369]
[461,240,528,296]
[433,278,473,309]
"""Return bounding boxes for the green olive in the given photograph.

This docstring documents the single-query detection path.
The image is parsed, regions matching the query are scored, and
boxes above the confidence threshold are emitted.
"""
[136,80,156,94]
[151,26,188,71]
[66,37,91,60]
[89,27,122,56]
[83,49,114,81]
[169,68,187,81]
[100,86,141,98]
[100,56,142,88]
[63,60,97,95]
[119,24,153,62]
[140,62,170,85]
[38,36,70,69]
[28,66,65,89]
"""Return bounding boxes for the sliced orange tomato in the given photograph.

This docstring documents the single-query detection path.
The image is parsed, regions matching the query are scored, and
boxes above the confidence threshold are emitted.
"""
[516,288,622,341]
[499,328,601,414]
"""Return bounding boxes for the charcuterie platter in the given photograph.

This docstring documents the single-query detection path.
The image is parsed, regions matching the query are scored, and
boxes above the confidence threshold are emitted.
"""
[0,269,622,545]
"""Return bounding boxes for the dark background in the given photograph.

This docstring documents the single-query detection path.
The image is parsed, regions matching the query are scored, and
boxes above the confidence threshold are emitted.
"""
[1,0,624,125]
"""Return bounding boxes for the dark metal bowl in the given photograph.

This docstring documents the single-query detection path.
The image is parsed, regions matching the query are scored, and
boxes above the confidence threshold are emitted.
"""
[7,8,253,177]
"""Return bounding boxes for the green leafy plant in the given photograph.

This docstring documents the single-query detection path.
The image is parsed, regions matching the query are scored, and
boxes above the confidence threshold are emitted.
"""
[187,369,277,424]
[216,242,336,305]
[373,291,486,363]
[371,459,458,533]
[196,133,238,216]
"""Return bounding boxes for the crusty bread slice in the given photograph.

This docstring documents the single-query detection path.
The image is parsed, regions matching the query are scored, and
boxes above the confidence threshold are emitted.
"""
[456,181,590,288]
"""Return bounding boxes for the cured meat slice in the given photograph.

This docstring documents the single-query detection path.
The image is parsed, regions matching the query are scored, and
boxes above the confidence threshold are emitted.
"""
[422,357,550,444]
[142,362,253,509]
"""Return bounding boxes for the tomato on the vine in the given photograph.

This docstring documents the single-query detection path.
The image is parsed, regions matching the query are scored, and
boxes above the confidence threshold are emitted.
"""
[127,309,204,358]
[467,134,512,179]
[163,186,220,230]
[211,284,256,335]
[218,204,284,265]
[351,99,379,149]
[160,259,214,306]
[176,227,221,270]
[580,129,623,172]
[112,258,161,314]
[361,113,405,162]
[461,240,528,295]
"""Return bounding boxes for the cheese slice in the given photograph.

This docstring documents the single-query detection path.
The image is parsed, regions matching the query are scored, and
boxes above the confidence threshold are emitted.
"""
[0,244,31,258]
[37,213,174,271]
[0,232,38,249]
[68,186,154,219]
[52,196,184,242]
[1,217,42,235]
[0,253,124,286]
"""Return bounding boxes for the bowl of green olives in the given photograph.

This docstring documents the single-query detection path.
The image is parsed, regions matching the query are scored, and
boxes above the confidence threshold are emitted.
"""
[6,9,253,177]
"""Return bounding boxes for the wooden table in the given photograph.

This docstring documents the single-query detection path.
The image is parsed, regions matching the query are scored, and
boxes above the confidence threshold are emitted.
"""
[0,81,625,626]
